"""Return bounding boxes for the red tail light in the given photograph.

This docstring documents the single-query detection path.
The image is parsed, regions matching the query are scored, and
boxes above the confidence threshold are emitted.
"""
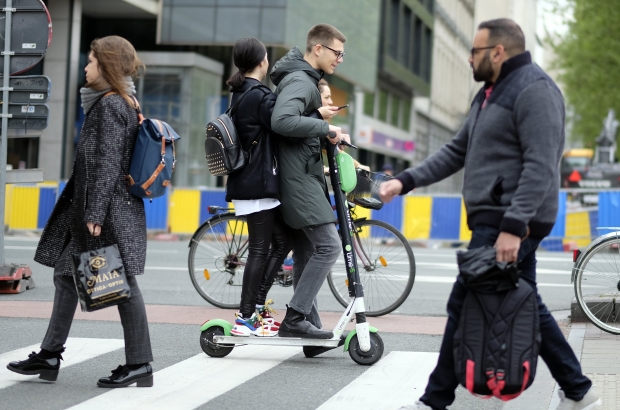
[568,170,582,182]
[573,249,581,262]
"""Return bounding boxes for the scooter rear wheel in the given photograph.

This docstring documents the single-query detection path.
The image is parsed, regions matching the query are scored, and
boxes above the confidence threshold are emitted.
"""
[200,327,234,358]
[348,332,384,365]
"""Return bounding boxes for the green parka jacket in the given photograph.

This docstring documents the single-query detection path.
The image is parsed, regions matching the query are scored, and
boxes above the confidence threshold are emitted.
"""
[270,47,335,229]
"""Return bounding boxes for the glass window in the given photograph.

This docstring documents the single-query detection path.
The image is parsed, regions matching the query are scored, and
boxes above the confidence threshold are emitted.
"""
[413,17,423,76]
[390,95,400,127]
[402,6,412,68]
[401,99,412,131]
[364,92,375,117]
[424,27,433,82]
[389,0,400,60]
[378,90,389,122]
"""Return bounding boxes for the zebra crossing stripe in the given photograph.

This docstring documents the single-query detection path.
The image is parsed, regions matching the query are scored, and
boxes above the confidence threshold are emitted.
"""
[0,338,125,390]
[66,345,300,410]
[317,351,439,410]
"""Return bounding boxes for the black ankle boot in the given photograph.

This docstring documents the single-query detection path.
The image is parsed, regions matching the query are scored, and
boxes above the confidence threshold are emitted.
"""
[97,363,153,388]
[6,350,63,382]
[279,306,333,339]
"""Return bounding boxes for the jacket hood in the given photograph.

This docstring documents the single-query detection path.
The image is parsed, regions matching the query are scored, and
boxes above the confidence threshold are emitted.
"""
[270,47,323,86]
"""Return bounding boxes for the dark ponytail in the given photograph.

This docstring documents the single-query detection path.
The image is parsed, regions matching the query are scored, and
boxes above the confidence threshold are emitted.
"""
[226,37,267,90]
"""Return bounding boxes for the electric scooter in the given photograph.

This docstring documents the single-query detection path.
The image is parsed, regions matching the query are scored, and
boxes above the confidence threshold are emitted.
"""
[198,135,384,366]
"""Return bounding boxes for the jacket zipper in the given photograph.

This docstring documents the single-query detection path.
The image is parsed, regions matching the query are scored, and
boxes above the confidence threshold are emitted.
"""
[273,154,277,175]
[216,118,233,145]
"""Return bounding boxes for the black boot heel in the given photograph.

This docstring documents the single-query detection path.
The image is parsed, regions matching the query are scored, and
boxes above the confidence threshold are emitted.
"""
[39,369,59,382]
[136,375,153,387]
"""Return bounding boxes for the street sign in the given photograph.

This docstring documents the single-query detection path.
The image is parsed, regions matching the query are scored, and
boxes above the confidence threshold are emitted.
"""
[6,104,48,130]
[0,0,52,75]
[0,75,51,104]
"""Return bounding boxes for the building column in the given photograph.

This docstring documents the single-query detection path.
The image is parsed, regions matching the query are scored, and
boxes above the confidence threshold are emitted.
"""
[39,0,81,181]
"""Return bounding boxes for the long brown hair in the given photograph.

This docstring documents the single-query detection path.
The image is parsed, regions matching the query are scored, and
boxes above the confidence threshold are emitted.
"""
[87,36,145,107]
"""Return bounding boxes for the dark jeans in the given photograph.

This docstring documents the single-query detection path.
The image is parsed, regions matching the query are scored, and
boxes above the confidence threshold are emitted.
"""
[239,207,293,318]
[420,225,592,410]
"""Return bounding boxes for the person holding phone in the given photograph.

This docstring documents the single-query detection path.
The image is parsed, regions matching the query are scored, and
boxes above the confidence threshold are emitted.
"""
[317,79,368,173]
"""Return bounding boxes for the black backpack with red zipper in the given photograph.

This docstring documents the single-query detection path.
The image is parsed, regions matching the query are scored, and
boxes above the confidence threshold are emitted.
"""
[453,246,540,401]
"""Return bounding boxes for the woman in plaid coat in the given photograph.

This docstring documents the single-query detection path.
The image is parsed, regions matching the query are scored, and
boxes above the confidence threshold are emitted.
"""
[7,36,153,388]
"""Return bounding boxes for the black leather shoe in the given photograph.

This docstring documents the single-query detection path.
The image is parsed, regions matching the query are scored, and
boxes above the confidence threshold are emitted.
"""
[97,364,153,388]
[303,333,347,358]
[6,351,61,382]
[279,306,333,339]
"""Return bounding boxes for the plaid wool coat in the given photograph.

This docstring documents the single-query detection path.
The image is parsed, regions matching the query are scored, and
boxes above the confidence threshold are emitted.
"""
[34,94,147,276]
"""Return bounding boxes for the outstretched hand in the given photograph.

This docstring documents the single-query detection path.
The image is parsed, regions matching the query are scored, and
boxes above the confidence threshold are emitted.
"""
[379,179,403,203]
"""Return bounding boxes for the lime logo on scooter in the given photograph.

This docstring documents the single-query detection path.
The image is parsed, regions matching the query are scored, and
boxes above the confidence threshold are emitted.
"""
[345,245,352,251]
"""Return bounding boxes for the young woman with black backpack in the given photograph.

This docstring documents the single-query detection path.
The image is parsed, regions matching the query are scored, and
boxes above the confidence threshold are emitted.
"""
[225,37,293,337]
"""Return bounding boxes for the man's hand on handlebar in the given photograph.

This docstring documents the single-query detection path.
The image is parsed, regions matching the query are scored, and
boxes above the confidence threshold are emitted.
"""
[327,125,342,144]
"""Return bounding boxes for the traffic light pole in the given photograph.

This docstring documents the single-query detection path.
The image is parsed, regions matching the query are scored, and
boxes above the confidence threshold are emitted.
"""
[0,0,14,267]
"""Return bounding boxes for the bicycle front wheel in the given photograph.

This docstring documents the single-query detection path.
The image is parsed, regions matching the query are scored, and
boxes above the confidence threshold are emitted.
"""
[188,214,247,309]
[328,219,415,316]
[574,232,620,334]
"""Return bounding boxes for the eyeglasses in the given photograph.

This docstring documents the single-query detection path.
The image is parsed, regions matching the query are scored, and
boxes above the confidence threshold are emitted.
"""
[470,45,497,57]
[320,44,345,60]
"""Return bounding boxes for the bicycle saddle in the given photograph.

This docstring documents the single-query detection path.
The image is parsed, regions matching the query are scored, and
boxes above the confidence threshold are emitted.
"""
[353,197,383,210]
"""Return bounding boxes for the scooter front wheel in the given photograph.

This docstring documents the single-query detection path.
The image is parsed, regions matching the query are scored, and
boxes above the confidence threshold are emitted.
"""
[200,327,234,358]
[348,332,384,365]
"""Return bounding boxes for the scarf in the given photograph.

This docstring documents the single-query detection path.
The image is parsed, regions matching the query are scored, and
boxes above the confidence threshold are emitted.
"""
[80,76,136,115]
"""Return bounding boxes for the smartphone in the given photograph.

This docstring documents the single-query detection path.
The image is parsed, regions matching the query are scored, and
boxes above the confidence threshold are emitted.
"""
[336,104,349,111]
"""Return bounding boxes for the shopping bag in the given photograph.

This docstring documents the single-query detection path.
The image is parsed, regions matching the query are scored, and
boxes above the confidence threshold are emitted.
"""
[71,244,131,312]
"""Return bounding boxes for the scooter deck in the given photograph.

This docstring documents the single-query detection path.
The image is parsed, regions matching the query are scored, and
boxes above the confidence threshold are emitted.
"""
[213,335,341,347]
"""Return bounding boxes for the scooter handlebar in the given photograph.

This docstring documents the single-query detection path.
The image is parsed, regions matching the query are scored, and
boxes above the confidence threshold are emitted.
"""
[327,131,358,150]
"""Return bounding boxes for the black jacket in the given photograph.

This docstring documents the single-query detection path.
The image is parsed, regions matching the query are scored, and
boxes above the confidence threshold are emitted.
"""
[225,78,280,202]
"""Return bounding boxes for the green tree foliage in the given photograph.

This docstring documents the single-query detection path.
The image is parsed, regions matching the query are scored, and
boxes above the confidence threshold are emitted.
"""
[552,0,620,146]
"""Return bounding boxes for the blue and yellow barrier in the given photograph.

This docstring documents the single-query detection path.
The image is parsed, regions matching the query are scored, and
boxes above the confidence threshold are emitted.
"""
[6,185,620,254]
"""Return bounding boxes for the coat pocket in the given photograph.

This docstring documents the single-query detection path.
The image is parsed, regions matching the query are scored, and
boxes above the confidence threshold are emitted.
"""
[490,176,504,205]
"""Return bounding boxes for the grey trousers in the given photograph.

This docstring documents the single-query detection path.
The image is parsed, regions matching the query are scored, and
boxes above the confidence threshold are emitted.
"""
[41,246,153,365]
[290,223,341,328]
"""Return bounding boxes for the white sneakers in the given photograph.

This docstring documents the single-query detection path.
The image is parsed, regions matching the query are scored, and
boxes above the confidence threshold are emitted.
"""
[555,388,602,410]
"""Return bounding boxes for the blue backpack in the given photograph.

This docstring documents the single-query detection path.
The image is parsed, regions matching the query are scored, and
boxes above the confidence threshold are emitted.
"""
[125,96,180,199]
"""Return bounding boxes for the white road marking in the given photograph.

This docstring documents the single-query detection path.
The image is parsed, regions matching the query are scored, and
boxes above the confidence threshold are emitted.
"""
[0,338,124,390]
[317,351,439,410]
[66,345,300,410]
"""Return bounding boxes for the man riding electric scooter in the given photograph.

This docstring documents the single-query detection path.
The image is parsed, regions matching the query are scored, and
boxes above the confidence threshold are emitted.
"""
[270,23,347,342]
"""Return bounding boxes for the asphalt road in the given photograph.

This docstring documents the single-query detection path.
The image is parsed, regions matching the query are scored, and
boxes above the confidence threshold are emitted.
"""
[0,235,577,410]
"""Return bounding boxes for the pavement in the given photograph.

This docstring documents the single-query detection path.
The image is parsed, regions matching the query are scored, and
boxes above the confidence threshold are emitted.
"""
[0,304,615,409]
[0,235,617,409]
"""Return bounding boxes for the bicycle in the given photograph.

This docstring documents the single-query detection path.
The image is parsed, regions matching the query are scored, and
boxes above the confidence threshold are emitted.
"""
[572,227,620,334]
[188,170,416,317]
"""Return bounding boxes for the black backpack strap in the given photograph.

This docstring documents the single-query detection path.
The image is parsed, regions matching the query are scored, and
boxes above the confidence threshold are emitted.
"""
[228,84,270,116]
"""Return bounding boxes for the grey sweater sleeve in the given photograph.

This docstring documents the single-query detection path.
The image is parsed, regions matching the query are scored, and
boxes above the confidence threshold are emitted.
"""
[499,80,564,237]
[394,118,470,194]
[271,76,330,138]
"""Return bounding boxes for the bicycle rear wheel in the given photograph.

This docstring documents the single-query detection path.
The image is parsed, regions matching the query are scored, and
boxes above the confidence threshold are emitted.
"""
[574,232,620,334]
[188,214,247,309]
[328,219,415,316]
